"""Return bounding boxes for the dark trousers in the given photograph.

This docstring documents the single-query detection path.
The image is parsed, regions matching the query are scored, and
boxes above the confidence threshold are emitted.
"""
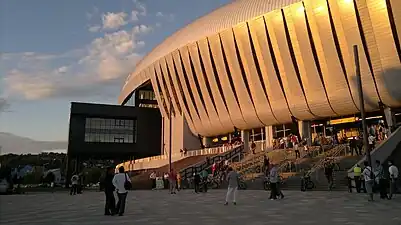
[70,184,77,195]
[378,179,388,199]
[295,150,300,158]
[104,191,116,215]
[269,183,278,199]
[326,175,334,190]
[116,192,128,215]
[389,178,398,199]
[202,178,208,192]
[369,144,375,151]
[194,181,200,193]
[354,176,361,193]
[151,179,156,189]
[350,147,360,155]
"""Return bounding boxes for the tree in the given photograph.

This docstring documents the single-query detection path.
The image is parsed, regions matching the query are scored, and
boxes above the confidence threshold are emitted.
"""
[83,167,103,184]
[22,169,43,184]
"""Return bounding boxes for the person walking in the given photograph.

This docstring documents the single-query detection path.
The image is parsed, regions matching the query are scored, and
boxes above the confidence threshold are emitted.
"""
[374,160,387,199]
[368,134,376,151]
[324,159,334,191]
[70,173,79,195]
[388,160,399,200]
[362,161,374,202]
[200,169,209,193]
[176,172,182,191]
[149,171,156,190]
[194,172,201,193]
[269,164,279,200]
[112,166,131,216]
[103,167,116,216]
[224,167,239,205]
[263,155,270,176]
[169,169,177,194]
[353,164,362,193]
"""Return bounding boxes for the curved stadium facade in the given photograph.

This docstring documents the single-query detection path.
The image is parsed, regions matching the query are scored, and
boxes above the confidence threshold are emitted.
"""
[119,0,401,154]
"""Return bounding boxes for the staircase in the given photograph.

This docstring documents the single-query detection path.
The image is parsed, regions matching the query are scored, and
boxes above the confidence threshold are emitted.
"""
[232,145,335,189]
[180,145,244,180]
[282,144,362,191]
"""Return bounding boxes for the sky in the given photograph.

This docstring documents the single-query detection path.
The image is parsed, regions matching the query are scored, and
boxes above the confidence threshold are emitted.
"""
[0,0,232,142]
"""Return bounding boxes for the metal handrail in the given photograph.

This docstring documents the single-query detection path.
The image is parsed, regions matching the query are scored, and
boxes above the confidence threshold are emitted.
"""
[305,144,348,177]
[180,145,244,179]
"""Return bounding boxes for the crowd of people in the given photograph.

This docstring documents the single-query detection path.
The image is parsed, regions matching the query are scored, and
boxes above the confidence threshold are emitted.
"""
[352,160,399,201]
[98,122,397,216]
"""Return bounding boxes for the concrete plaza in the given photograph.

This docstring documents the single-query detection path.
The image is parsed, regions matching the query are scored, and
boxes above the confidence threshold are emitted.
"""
[1,190,400,225]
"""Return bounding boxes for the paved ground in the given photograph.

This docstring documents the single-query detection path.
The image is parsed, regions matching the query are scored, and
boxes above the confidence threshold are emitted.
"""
[1,190,400,225]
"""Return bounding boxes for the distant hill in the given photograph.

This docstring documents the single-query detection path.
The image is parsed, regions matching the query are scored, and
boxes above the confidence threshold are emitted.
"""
[0,132,67,155]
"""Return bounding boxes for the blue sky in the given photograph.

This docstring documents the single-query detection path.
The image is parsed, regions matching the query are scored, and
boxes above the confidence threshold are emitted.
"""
[0,0,231,141]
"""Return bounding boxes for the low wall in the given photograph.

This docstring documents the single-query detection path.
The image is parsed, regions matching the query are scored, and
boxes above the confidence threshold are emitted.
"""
[117,145,239,171]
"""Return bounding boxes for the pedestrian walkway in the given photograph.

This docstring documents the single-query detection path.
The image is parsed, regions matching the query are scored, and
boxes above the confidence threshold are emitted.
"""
[1,190,400,225]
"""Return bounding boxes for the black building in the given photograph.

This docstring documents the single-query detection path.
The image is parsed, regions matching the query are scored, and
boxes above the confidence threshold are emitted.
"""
[66,102,161,184]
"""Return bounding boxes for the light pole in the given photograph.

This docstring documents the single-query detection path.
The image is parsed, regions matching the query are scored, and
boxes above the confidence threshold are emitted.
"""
[168,99,173,172]
[354,45,372,168]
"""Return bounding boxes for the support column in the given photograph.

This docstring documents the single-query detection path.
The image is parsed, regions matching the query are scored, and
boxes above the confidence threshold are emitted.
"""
[384,107,395,133]
[265,126,274,149]
[298,121,312,146]
[241,130,250,152]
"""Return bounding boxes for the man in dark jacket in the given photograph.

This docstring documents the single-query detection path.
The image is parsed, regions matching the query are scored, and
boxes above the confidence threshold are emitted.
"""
[104,167,116,215]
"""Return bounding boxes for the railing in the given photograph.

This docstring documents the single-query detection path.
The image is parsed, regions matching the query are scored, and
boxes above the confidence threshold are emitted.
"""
[277,145,334,174]
[180,145,244,179]
[117,144,240,171]
[305,144,349,177]
[347,126,401,177]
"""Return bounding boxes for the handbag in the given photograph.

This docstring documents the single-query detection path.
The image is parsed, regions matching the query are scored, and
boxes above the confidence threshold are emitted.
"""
[124,173,132,190]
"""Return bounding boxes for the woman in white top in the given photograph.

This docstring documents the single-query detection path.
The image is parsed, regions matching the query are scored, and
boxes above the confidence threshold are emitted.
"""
[362,161,374,202]
[112,166,131,216]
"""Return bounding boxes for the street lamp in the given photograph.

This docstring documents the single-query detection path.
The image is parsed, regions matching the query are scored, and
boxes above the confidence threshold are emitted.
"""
[354,45,373,170]
[168,98,173,172]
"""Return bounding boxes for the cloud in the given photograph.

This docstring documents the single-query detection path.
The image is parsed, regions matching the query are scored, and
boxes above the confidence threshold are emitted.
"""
[88,25,101,33]
[134,0,147,16]
[102,12,128,30]
[1,29,148,100]
[154,12,175,22]
[132,24,153,34]
[131,10,139,21]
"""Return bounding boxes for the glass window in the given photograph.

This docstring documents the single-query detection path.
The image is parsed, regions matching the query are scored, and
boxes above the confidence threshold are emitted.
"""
[84,117,137,143]
[99,133,105,142]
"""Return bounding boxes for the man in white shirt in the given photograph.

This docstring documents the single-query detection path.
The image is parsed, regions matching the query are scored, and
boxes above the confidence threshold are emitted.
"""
[112,166,131,216]
[388,160,399,200]
[368,134,376,150]
[362,161,374,201]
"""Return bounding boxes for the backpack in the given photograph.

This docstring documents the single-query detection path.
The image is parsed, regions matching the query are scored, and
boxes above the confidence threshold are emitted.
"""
[124,173,132,190]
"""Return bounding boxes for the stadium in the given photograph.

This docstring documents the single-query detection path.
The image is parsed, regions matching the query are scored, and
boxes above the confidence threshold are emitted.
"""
[115,0,401,172]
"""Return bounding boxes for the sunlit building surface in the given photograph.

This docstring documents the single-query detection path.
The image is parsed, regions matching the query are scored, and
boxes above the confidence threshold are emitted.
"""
[119,0,401,158]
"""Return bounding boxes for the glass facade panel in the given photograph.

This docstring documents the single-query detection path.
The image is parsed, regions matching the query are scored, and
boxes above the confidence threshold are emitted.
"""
[84,117,137,143]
